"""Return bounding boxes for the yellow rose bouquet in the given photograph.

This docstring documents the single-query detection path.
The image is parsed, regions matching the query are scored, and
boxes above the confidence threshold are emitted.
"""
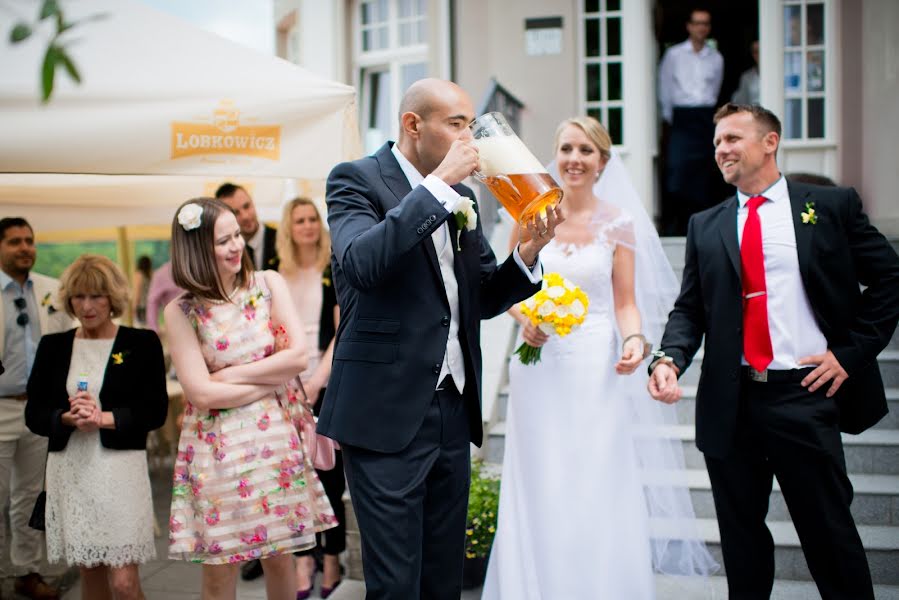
[515,272,589,365]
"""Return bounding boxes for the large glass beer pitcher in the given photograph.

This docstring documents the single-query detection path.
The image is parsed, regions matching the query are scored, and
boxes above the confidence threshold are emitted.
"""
[470,112,563,223]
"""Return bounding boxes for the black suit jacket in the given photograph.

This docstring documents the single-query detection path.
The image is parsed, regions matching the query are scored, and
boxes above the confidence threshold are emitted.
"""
[320,142,540,452]
[25,326,169,451]
[262,224,280,271]
[660,181,899,458]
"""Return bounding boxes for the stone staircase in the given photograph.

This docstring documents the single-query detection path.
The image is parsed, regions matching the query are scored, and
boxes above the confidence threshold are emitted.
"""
[482,236,899,591]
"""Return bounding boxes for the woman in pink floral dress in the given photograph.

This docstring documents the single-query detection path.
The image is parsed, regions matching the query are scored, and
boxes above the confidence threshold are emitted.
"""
[164,198,335,600]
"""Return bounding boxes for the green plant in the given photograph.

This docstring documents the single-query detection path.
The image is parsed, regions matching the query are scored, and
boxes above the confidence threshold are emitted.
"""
[465,459,500,559]
[9,0,106,103]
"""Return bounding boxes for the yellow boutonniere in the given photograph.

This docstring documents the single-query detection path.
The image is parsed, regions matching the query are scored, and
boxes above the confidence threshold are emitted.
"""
[801,201,817,224]
[322,276,331,287]
[41,292,58,314]
[111,352,125,365]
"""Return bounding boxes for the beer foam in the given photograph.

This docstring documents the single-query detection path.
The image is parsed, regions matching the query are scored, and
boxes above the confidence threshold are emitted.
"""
[474,135,547,177]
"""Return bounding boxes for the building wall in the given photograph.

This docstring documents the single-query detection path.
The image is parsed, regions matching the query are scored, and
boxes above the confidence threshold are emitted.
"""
[861,0,899,235]
[454,0,579,166]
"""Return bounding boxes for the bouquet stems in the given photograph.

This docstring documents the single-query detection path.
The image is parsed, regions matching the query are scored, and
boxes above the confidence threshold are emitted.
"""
[514,342,542,365]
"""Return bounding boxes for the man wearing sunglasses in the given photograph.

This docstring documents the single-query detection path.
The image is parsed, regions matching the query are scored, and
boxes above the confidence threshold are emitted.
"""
[0,218,71,600]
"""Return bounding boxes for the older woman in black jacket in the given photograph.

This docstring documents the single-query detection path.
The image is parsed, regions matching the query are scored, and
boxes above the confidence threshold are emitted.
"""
[26,254,167,600]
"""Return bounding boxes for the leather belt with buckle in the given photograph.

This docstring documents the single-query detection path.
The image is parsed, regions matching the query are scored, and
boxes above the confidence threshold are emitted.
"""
[742,366,815,384]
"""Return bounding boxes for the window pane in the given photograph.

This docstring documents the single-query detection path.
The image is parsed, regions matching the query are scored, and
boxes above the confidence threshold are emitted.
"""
[585,0,599,13]
[587,106,603,125]
[807,50,824,92]
[784,51,802,94]
[400,22,415,46]
[784,5,801,47]
[608,107,623,145]
[585,18,600,57]
[606,17,621,56]
[399,0,413,18]
[607,0,620,10]
[362,29,372,51]
[377,26,388,49]
[784,98,802,139]
[807,3,825,45]
[362,0,387,25]
[807,98,824,138]
[586,63,601,102]
[400,62,428,93]
[607,62,622,101]
[365,70,392,153]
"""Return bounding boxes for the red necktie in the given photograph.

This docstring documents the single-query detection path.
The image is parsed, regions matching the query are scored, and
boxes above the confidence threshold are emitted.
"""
[741,195,773,372]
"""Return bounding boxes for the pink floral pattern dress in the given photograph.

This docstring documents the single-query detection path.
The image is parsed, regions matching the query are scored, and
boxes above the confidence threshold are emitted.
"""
[168,274,336,565]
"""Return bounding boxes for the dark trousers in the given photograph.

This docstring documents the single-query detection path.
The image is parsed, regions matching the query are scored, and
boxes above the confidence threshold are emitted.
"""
[663,106,720,235]
[705,375,874,600]
[342,384,471,600]
[296,449,347,557]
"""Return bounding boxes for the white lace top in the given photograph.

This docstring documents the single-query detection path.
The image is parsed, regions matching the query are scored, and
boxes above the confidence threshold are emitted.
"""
[44,336,156,568]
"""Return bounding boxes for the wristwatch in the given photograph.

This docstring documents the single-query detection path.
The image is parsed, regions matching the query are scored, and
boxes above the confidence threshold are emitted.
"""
[648,350,675,373]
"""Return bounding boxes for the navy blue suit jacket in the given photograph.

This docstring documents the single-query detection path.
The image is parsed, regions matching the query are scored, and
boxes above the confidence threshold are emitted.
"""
[659,181,899,458]
[319,142,540,452]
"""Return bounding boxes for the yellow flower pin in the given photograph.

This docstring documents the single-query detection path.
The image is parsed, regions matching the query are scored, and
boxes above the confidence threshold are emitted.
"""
[801,201,817,224]
[111,352,124,365]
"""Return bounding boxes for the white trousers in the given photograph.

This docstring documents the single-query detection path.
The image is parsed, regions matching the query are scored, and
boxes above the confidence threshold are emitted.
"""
[0,399,48,576]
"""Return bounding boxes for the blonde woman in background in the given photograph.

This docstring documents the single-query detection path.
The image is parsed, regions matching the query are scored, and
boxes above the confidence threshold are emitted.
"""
[277,197,345,599]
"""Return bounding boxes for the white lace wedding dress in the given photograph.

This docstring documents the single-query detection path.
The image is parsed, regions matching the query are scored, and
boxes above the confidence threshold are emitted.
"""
[482,208,657,599]
[45,337,156,568]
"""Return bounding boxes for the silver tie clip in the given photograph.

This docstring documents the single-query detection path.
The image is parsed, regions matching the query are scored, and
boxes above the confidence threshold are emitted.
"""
[744,291,766,299]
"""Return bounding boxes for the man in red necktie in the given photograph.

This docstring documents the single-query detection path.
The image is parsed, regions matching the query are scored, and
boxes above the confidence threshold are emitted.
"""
[648,103,899,599]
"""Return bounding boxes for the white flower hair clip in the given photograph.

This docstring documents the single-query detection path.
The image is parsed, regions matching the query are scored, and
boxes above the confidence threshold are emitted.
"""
[178,203,203,231]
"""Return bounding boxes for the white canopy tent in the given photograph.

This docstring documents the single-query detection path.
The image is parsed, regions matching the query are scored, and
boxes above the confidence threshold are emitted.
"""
[0,0,358,233]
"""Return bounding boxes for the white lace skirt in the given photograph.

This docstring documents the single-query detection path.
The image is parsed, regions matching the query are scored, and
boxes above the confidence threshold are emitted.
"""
[45,430,156,568]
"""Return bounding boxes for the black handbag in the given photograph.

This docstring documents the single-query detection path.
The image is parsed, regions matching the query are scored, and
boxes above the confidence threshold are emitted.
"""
[28,490,46,531]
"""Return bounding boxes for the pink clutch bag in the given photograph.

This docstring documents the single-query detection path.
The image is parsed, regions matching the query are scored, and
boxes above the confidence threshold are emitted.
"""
[281,375,339,471]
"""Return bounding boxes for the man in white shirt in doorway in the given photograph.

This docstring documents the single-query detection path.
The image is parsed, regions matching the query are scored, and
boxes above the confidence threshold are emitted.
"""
[658,8,724,235]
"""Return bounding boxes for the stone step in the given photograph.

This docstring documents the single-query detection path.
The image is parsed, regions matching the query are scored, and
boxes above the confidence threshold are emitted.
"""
[485,422,899,476]
[325,576,899,599]
[650,517,899,585]
[652,574,899,600]
[643,468,899,526]
[655,424,899,476]
[495,383,899,431]
[671,386,899,430]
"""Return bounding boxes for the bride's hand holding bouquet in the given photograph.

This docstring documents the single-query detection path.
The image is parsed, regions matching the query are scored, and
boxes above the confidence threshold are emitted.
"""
[514,272,589,365]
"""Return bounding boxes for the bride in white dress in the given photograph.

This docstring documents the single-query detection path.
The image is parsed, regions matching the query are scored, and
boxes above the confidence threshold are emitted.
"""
[482,117,717,600]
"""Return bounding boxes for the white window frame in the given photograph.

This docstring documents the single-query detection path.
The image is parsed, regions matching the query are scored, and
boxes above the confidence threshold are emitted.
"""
[353,0,435,152]
[779,0,835,145]
[577,0,625,147]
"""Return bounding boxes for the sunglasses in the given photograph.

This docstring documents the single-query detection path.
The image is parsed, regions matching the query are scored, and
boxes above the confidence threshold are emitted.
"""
[13,297,28,327]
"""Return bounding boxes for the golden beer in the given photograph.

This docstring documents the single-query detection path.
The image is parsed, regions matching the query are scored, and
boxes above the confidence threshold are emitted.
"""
[470,113,563,224]
[481,173,563,223]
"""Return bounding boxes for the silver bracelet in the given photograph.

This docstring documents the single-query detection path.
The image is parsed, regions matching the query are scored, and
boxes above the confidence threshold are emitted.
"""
[622,334,652,359]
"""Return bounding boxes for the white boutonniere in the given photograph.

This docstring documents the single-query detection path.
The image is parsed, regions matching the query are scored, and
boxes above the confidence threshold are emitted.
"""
[801,201,818,225]
[453,197,478,251]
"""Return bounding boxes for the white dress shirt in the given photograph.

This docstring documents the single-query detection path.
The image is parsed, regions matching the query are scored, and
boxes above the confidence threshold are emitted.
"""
[246,224,265,270]
[658,39,724,123]
[390,144,541,393]
[736,176,827,369]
